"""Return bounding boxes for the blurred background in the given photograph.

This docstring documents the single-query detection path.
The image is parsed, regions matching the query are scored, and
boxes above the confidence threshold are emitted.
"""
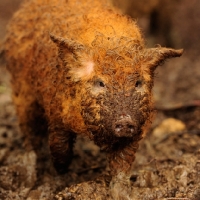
[1,0,200,108]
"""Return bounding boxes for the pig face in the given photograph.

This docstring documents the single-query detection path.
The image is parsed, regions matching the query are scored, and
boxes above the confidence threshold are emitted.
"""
[80,54,152,150]
[51,34,183,151]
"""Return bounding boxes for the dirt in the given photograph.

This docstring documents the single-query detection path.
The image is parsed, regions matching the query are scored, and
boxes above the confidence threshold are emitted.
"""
[0,0,200,199]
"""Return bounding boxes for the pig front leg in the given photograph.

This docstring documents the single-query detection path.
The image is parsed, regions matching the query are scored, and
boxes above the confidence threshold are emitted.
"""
[48,126,76,174]
[108,139,141,199]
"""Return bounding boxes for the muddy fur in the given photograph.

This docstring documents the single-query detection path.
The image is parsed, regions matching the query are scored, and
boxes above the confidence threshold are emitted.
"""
[3,0,183,198]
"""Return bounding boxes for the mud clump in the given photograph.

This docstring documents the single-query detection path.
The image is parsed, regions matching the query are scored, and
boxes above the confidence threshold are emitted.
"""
[2,0,183,199]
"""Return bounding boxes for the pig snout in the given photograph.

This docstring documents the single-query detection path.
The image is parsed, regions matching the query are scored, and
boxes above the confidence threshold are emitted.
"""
[113,115,135,137]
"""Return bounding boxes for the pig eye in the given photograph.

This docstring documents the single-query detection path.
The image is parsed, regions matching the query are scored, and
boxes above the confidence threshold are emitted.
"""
[95,79,106,88]
[98,80,105,87]
[135,80,142,88]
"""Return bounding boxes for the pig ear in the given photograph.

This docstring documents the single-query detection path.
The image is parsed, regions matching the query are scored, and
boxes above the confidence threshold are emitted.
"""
[50,33,94,80]
[144,47,184,71]
[50,33,85,61]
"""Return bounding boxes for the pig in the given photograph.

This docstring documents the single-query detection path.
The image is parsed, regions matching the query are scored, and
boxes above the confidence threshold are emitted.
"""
[3,0,183,198]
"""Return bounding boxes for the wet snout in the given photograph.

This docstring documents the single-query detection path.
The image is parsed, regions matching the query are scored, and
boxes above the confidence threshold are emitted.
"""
[113,115,135,137]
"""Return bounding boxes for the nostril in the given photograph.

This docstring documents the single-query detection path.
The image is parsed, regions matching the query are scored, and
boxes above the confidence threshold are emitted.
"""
[127,124,134,133]
[116,124,122,129]
[115,124,123,132]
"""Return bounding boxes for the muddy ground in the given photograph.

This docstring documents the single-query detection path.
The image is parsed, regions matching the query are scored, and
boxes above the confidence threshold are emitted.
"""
[0,0,200,199]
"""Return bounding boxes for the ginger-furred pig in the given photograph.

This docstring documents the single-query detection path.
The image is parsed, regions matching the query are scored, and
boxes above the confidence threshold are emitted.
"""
[2,0,183,198]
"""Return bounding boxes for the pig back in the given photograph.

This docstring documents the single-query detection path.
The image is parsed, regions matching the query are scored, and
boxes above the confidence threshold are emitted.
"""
[4,0,143,72]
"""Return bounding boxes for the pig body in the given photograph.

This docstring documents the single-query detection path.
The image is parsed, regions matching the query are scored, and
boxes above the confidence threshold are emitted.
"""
[3,0,182,198]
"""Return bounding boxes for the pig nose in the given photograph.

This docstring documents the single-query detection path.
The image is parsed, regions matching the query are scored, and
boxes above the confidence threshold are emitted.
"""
[113,115,135,137]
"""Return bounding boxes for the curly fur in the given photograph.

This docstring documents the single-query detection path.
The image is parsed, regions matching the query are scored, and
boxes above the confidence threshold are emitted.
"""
[3,0,183,196]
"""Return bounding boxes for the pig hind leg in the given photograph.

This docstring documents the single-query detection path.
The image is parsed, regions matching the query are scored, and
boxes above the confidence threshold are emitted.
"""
[12,83,49,170]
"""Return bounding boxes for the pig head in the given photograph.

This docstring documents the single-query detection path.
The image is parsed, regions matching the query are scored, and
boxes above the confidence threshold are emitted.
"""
[51,34,183,154]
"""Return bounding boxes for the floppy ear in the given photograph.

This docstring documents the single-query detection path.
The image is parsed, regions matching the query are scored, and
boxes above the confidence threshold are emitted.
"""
[144,47,183,72]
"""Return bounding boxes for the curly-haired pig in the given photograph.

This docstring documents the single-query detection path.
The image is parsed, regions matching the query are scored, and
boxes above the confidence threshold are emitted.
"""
[3,0,183,198]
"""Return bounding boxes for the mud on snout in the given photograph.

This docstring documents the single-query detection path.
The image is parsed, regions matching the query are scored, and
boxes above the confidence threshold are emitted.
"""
[112,114,136,138]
